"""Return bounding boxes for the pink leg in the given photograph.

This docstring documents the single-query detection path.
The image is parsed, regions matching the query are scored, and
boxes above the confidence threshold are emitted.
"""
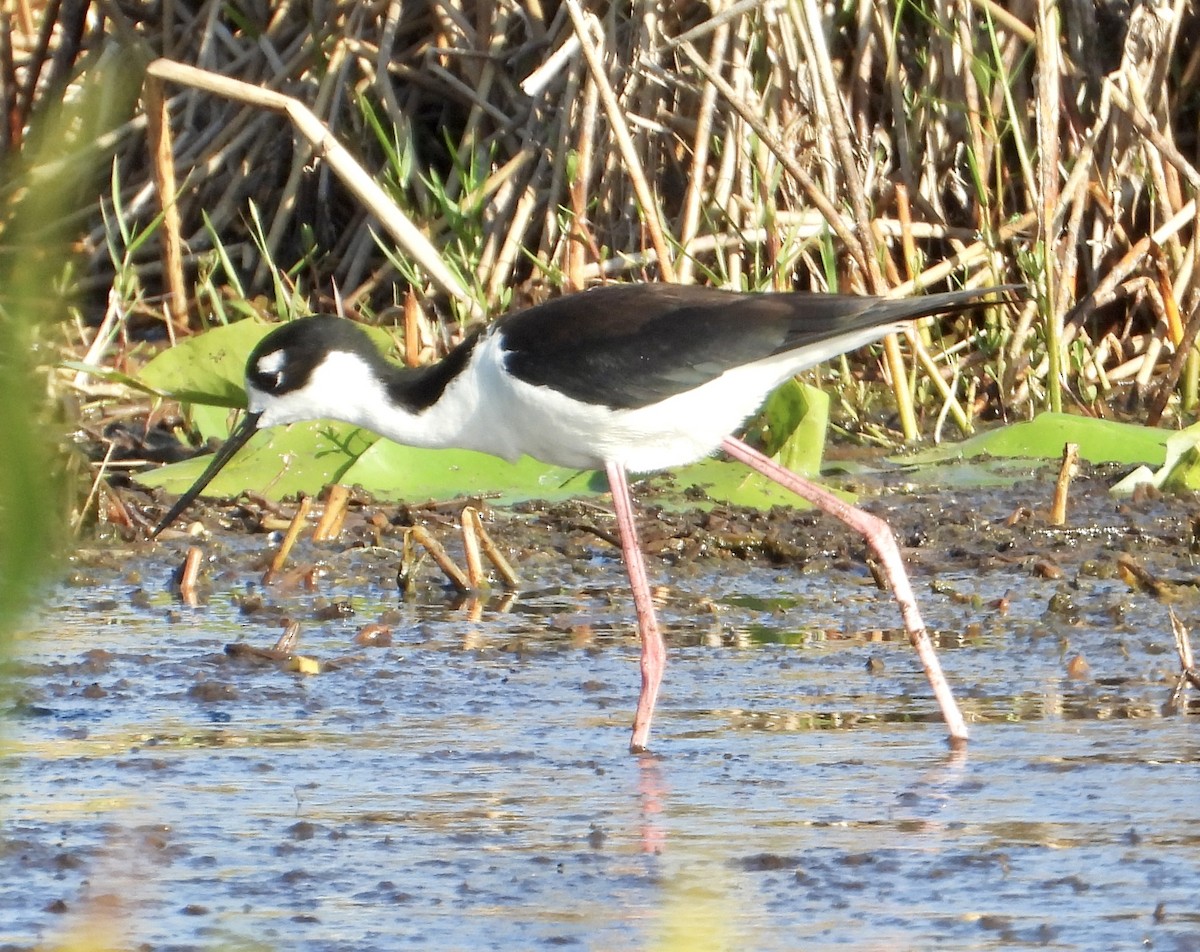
[720,437,969,744]
[606,461,666,753]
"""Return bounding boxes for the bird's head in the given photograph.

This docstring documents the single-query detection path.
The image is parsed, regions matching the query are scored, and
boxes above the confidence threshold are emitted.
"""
[150,316,378,537]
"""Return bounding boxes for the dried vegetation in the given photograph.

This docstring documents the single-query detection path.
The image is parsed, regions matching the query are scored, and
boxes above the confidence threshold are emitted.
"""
[3,0,1200,434]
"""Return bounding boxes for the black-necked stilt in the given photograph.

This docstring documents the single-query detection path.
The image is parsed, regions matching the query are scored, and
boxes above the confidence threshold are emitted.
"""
[154,283,1014,751]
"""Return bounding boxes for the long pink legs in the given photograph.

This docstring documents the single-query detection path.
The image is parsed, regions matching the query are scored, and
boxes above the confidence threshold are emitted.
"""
[605,442,969,754]
[606,462,666,753]
[720,436,969,744]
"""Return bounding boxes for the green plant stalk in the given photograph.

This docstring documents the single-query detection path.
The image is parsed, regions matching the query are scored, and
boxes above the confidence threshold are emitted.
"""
[1040,241,1063,413]
[1184,347,1199,414]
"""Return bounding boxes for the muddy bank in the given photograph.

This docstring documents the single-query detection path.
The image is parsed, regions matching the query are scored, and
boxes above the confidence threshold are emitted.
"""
[111,460,1199,606]
[4,461,1198,951]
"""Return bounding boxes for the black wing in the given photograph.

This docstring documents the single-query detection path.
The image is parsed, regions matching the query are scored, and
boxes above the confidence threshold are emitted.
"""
[497,284,1009,409]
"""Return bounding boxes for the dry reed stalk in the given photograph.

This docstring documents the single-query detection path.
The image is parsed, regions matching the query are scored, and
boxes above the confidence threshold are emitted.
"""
[1036,0,1063,412]
[1155,254,1185,347]
[1075,201,1197,329]
[955,9,990,218]
[893,184,918,282]
[14,0,34,36]
[143,73,189,331]
[460,505,485,589]
[448,8,505,202]
[566,75,599,290]
[871,217,972,435]
[534,57,581,268]
[266,494,313,581]
[892,211,1036,297]
[488,182,540,303]
[1109,84,1200,193]
[1147,298,1200,426]
[1170,605,1196,669]
[846,0,873,130]
[718,20,751,289]
[629,4,660,142]
[679,39,868,277]
[576,216,980,282]
[676,11,730,285]
[521,29,581,98]
[1130,76,1187,277]
[16,0,1200,428]
[406,525,470,593]
[795,0,882,292]
[475,172,517,295]
[178,545,203,606]
[656,0,770,54]
[906,329,972,436]
[403,289,423,367]
[1049,443,1078,527]
[312,485,350,542]
[145,58,477,313]
[564,0,677,282]
[467,509,520,590]
[374,1,408,125]
[1055,183,1088,323]
[273,620,301,654]
[1135,329,1166,394]
[255,34,350,290]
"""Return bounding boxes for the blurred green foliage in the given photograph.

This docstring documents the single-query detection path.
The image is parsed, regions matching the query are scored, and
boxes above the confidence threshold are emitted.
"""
[0,54,142,641]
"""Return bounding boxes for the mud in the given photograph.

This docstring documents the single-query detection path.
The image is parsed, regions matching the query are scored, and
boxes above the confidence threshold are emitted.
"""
[3,462,1199,950]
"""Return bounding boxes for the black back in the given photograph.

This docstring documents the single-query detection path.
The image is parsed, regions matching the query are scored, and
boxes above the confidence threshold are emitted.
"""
[497,284,1005,409]
[248,286,1013,413]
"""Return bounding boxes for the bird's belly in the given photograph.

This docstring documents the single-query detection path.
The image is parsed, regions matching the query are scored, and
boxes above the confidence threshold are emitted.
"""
[490,364,786,472]
[505,405,735,471]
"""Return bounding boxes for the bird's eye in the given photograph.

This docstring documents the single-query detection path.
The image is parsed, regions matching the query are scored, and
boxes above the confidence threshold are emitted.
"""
[253,352,287,391]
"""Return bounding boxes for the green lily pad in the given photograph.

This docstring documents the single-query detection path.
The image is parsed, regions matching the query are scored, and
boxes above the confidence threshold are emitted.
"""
[341,439,604,503]
[138,320,275,408]
[656,457,824,509]
[747,380,828,476]
[895,412,1169,467]
[137,421,377,499]
[188,404,244,444]
[137,424,824,509]
[1112,420,1200,493]
[1161,445,1200,492]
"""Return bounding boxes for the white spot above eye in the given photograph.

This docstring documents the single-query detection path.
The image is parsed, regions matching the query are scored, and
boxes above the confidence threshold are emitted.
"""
[256,350,286,376]
[254,350,385,428]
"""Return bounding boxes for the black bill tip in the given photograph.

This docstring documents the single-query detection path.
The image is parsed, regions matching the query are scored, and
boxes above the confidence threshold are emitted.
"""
[149,410,263,538]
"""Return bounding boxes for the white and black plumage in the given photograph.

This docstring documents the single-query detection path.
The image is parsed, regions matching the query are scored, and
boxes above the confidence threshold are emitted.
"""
[155,282,1014,750]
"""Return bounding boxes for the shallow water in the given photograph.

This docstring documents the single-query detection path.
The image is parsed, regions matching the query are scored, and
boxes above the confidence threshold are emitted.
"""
[4,482,1200,951]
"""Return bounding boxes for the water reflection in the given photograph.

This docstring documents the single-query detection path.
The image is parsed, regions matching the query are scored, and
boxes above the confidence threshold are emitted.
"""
[636,755,667,855]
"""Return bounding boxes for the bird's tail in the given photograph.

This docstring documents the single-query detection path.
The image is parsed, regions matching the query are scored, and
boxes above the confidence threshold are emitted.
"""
[875,283,1026,322]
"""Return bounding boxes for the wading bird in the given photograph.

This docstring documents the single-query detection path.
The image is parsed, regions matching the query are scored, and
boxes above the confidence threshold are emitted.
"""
[155,283,1013,750]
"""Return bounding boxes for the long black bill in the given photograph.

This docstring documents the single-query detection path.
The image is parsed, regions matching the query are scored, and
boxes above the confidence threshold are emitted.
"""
[150,410,264,537]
